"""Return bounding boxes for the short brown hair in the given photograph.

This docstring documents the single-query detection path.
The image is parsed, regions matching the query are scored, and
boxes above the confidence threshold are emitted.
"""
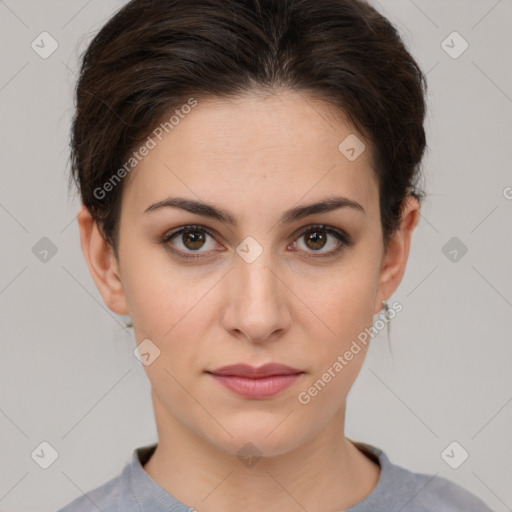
[69,0,427,254]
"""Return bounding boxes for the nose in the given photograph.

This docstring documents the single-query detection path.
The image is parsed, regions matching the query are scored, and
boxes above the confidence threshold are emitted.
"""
[220,247,292,343]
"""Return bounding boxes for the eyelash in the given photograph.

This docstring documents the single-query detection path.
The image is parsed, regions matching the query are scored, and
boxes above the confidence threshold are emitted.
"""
[160,224,353,261]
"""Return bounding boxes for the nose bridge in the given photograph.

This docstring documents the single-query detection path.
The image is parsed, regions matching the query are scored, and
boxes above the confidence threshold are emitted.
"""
[224,236,289,341]
[239,251,277,301]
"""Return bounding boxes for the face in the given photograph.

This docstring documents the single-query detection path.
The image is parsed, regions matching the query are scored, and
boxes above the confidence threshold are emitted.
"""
[80,89,418,458]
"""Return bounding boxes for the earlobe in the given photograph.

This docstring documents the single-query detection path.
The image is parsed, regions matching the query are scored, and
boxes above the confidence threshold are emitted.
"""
[374,196,420,314]
[77,204,130,315]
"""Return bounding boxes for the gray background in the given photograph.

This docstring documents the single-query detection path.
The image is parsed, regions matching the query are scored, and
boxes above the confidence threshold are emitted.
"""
[0,1,511,511]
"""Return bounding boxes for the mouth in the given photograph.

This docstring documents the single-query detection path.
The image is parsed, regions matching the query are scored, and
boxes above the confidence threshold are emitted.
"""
[206,363,305,399]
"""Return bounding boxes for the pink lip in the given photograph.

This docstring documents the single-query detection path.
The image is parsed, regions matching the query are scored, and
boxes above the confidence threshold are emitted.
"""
[207,363,304,399]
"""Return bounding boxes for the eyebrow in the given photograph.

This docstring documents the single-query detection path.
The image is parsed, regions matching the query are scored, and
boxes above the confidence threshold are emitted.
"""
[144,195,365,225]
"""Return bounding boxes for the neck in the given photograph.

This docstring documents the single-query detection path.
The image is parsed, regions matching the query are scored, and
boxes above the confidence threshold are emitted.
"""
[143,390,380,512]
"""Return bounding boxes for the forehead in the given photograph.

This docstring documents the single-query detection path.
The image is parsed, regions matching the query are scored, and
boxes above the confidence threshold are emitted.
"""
[123,90,379,218]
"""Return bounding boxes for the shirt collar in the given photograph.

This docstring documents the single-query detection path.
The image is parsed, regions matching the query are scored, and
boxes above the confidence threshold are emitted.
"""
[127,443,190,511]
[125,441,391,511]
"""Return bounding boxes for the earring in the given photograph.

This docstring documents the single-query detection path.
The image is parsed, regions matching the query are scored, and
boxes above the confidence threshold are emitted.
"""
[381,299,392,353]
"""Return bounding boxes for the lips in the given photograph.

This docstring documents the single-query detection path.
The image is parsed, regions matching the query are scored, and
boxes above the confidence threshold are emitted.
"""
[208,363,303,378]
[207,363,304,399]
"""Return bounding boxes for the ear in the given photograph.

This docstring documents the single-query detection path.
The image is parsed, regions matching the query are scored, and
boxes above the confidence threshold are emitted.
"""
[77,204,129,315]
[374,195,420,314]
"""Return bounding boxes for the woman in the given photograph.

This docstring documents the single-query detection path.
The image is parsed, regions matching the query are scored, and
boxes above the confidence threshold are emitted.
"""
[58,0,493,510]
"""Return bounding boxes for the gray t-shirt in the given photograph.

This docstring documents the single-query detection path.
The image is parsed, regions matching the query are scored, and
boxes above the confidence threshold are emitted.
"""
[57,442,493,511]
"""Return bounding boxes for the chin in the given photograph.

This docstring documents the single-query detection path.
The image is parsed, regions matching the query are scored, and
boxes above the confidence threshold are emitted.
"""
[203,416,310,460]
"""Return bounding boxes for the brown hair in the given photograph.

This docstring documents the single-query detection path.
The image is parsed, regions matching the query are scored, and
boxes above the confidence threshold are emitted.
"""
[69,0,427,256]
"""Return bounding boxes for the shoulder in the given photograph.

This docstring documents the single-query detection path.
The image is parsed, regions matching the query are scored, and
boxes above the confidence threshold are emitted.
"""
[56,443,175,512]
[56,465,129,512]
[352,442,493,512]
[388,461,492,512]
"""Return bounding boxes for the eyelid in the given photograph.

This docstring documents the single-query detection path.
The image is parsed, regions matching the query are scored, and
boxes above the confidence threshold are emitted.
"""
[162,224,218,243]
[289,223,351,245]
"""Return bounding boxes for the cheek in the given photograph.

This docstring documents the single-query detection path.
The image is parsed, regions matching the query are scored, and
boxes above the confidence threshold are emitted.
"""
[126,266,209,407]
[295,278,374,415]
[121,246,207,336]
[123,256,218,380]
[297,256,380,349]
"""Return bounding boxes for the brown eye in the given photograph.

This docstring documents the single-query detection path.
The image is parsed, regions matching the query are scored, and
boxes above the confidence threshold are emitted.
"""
[293,225,352,258]
[181,229,206,250]
[304,229,328,251]
[161,225,219,260]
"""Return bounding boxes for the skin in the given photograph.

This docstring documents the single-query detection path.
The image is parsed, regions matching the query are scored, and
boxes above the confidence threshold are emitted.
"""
[78,89,419,512]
